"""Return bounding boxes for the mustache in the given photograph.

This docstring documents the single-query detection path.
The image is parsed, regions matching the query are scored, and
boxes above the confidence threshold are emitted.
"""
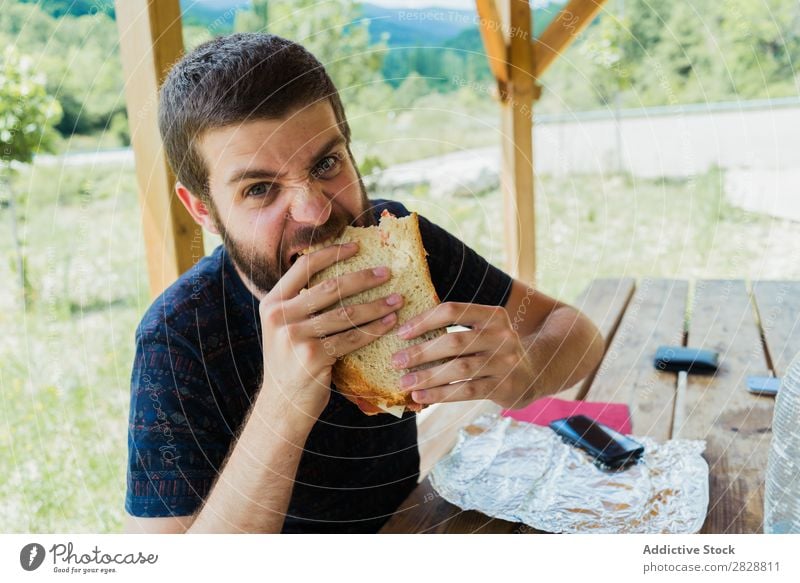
[285,210,354,255]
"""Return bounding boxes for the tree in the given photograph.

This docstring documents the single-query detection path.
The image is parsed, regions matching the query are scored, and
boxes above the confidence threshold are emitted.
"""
[234,0,388,105]
[233,0,268,33]
[0,3,125,138]
[0,46,62,306]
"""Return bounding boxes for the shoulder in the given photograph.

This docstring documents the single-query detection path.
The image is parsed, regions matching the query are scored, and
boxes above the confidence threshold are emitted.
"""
[135,245,227,343]
[369,198,410,220]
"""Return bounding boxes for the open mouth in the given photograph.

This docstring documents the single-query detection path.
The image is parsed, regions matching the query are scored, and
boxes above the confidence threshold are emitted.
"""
[286,224,348,268]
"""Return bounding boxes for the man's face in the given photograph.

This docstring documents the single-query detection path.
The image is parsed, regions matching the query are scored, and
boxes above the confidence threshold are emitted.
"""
[195,100,374,296]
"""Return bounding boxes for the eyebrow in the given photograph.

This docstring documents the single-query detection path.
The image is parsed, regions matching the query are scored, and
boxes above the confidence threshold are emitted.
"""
[226,134,347,186]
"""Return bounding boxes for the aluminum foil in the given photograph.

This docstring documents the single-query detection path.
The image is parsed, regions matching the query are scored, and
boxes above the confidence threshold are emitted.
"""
[430,414,709,533]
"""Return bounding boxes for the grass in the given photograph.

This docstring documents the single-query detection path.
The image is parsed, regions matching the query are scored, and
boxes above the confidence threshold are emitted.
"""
[1,161,145,532]
[390,170,800,302]
[1,154,798,532]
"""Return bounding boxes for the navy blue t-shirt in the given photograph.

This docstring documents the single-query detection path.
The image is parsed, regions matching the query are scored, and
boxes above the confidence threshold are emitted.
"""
[125,198,513,533]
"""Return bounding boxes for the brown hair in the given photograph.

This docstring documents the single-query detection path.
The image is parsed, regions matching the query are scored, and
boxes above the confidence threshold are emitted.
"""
[158,32,351,202]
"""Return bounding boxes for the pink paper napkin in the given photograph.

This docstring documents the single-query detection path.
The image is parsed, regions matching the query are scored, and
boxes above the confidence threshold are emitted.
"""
[502,397,633,435]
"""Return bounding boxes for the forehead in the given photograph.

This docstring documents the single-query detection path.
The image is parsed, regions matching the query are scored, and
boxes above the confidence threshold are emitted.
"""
[199,100,342,182]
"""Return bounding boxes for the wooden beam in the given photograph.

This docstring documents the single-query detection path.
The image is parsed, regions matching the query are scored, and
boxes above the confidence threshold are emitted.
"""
[116,0,204,299]
[534,0,607,78]
[476,0,508,97]
[498,0,536,284]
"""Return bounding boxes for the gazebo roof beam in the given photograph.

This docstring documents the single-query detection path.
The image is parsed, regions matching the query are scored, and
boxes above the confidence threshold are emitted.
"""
[533,0,607,78]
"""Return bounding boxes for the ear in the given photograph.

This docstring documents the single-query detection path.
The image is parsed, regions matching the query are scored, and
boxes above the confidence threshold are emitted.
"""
[175,182,220,235]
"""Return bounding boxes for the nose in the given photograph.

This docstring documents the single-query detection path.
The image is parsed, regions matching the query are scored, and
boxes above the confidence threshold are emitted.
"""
[286,181,331,227]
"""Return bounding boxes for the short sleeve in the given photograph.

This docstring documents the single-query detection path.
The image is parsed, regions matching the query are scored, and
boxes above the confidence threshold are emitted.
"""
[125,330,233,518]
[417,213,513,307]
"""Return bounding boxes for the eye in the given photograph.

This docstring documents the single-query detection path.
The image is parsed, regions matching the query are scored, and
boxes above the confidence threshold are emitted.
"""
[244,182,277,198]
[312,154,343,180]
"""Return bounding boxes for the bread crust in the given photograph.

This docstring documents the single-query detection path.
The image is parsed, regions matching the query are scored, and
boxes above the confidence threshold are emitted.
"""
[301,211,443,415]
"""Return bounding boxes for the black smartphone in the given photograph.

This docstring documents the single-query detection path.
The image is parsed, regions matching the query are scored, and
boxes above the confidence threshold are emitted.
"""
[746,376,780,396]
[654,345,719,374]
[549,415,644,470]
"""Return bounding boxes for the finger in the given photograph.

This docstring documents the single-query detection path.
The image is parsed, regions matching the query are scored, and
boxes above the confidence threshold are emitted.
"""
[391,329,497,370]
[303,294,404,338]
[396,302,507,340]
[322,311,398,359]
[398,355,498,393]
[268,242,359,303]
[284,264,392,321]
[409,378,498,406]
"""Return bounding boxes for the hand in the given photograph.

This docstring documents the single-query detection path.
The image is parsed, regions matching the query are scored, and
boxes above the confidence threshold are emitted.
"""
[390,302,535,409]
[257,242,403,423]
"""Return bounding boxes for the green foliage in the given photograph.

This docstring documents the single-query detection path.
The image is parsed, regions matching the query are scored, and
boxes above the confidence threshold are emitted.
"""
[0,2,124,140]
[108,111,130,147]
[358,154,385,176]
[0,46,62,163]
[539,0,800,113]
[235,0,387,99]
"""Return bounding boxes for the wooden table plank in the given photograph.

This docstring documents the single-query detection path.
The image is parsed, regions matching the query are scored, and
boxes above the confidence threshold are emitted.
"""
[560,278,636,400]
[416,401,502,480]
[583,279,688,441]
[674,280,773,534]
[752,281,800,377]
[382,478,523,533]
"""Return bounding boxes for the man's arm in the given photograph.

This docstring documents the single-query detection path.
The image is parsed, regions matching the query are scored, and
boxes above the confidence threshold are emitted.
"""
[390,278,604,410]
[503,277,605,405]
[126,389,314,534]
[185,396,314,533]
[127,243,403,534]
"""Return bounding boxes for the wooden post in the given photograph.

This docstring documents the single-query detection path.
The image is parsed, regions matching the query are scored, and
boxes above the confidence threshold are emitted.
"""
[498,0,537,284]
[116,0,203,299]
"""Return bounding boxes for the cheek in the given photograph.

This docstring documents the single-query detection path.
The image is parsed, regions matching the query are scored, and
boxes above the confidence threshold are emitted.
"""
[241,207,284,250]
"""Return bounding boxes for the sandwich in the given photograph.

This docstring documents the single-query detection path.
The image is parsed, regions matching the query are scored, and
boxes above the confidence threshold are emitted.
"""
[301,210,447,417]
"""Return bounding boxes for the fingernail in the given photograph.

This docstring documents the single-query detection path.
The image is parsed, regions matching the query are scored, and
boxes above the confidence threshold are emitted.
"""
[400,373,415,388]
[392,352,408,367]
[381,312,396,324]
[344,242,358,249]
[386,293,401,306]
[373,266,388,277]
[412,390,426,403]
[396,324,411,337]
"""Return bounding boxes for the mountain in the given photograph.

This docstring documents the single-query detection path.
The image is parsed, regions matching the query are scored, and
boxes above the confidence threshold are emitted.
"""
[360,4,475,47]
[179,0,249,28]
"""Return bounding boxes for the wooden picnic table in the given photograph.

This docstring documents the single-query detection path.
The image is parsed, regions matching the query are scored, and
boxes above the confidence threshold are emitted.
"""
[381,279,800,534]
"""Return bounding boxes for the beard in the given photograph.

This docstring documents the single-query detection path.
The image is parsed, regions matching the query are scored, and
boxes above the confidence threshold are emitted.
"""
[209,161,377,296]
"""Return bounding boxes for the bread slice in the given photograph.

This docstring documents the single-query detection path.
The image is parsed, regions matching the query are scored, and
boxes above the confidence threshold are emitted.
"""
[301,210,447,416]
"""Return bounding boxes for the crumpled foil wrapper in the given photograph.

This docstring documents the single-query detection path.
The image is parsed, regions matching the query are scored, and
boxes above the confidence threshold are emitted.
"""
[430,414,709,533]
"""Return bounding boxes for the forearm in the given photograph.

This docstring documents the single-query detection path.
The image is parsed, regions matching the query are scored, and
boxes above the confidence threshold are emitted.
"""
[514,306,605,406]
[187,395,313,534]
